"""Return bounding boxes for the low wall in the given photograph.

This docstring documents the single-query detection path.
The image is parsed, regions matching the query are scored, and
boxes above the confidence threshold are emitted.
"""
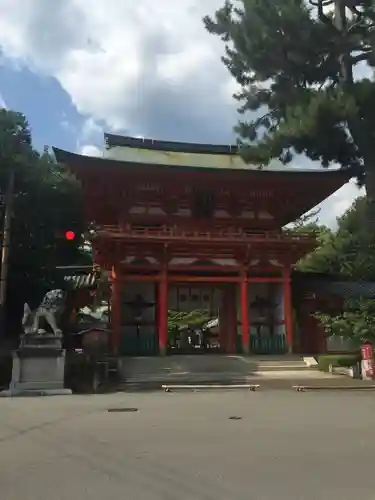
[326,336,355,353]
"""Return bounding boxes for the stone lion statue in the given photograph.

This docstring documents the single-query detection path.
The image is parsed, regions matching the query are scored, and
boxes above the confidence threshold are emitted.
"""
[22,289,67,336]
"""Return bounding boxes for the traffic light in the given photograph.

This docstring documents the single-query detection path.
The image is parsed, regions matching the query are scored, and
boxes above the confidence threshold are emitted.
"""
[65,230,76,241]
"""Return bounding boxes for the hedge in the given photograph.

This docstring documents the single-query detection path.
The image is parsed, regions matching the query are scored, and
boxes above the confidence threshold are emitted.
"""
[317,354,361,372]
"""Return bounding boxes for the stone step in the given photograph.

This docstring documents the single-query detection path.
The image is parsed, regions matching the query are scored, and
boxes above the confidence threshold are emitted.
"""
[256,360,307,365]
[119,368,322,387]
[121,374,258,384]
[120,377,255,390]
[255,364,316,371]
[116,376,374,392]
[117,355,321,394]
[118,356,317,386]
[244,355,306,362]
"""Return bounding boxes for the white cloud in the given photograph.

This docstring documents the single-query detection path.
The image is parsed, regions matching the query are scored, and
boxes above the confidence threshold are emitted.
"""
[0,92,7,109]
[0,0,232,133]
[76,117,104,153]
[80,144,102,157]
[0,0,365,225]
[80,118,103,142]
[316,179,364,228]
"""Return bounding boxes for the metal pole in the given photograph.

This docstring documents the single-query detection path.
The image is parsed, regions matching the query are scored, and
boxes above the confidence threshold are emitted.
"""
[0,169,15,339]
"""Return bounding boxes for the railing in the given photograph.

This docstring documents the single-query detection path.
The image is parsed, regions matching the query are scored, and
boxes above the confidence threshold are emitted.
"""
[97,224,314,243]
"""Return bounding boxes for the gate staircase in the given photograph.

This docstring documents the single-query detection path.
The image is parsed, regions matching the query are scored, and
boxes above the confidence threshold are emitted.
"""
[116,354,319,391]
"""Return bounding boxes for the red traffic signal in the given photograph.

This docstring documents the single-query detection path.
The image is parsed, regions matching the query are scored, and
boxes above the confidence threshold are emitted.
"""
[65,230,76,241]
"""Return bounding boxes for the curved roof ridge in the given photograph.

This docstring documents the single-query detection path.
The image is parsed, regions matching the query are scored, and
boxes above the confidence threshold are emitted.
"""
[104,133,238,155]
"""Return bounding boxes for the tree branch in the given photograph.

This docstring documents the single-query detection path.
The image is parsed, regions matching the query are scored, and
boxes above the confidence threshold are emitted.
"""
[350,51,372,64]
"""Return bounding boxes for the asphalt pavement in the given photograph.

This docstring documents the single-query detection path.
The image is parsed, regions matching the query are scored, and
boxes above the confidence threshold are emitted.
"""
[1,390,375,500]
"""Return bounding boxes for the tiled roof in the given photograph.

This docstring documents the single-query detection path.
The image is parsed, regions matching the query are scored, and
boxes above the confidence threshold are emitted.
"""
[53,146,353,178]
[318,281,375,298]
[292,272,375,298]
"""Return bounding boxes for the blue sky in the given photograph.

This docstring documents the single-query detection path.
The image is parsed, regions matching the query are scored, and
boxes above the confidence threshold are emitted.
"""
[0,61,83,152]
[0,0,365,226]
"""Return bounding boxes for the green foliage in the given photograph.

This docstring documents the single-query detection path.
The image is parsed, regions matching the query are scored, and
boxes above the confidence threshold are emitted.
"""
[316,297,375,346]
[168,309,211,338]
[168,309,211,330]
[296,224,339,273]
[296,196,375,279]
[0,109,88,315]
[203,1,375,192]
[333,197,375,279]
[293,219,339,273]
[295,196,375,348]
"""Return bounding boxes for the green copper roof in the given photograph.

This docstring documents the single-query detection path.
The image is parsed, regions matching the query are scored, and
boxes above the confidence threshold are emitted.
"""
[53,146,353,181]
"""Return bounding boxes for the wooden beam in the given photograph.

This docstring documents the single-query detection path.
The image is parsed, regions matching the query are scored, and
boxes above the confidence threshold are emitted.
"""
[248,277,284,283]
[117,213,278,230]
[240,272,250,354]
[158,267,168,355]
[114,273,285,283]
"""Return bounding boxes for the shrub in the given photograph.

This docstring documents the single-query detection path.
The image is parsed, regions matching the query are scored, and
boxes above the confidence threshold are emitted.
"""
[316,298,375,347]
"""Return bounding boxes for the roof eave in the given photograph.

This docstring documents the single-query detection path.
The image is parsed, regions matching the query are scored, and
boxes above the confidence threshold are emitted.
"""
[53,147,353,181]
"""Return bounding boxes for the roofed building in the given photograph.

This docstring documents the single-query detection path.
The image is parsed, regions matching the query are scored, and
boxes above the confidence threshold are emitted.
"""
[53,134,352,356]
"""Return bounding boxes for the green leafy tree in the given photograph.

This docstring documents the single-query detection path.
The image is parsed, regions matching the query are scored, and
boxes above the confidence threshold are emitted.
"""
[295,223,338,273]
[316,297,375,346]
[296,196,375,278]
[168,310,211,331]
[203,0,375,222]
[0,109,89,335]
[168,309,212,341]
[330,196,375,279]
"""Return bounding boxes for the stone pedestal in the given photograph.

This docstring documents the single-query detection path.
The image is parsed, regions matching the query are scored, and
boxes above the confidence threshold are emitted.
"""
[0,331,72,397]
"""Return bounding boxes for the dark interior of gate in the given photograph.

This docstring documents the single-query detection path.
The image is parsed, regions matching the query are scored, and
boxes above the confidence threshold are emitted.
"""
[118,281,158,355]
[118,282,222,356]
[168,284,221,354]
[117,279,289,356]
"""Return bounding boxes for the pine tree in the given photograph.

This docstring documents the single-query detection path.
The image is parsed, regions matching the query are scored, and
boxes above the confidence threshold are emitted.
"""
[203,0,375,223]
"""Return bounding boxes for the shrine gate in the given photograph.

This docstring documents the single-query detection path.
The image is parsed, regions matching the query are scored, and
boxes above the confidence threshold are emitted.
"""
[53,134,351,356]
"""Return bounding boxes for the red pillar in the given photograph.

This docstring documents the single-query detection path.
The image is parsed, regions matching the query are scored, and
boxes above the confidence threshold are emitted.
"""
[110,266,121,354]
[219,285,230,352]
[225,285,238,353]
[158,270,168,356]
[283,267,293,353]
[219,296,227,352]
[240,274,250,354]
